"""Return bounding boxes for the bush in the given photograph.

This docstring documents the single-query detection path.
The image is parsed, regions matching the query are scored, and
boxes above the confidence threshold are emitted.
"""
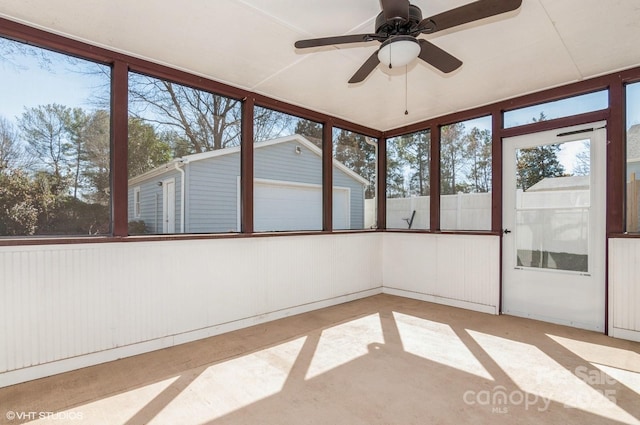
[128,220,149,235]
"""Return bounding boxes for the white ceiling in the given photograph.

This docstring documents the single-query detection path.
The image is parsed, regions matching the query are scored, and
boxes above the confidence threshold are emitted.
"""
[1,0,640,132]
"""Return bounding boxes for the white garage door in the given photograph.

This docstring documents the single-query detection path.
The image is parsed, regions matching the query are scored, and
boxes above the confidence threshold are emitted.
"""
[254,179,350,232]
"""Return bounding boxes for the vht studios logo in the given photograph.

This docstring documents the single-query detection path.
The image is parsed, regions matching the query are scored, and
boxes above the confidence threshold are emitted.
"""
[5,410,84,421]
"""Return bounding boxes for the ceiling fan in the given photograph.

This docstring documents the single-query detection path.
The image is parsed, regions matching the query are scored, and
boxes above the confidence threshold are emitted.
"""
[294,0,522,83]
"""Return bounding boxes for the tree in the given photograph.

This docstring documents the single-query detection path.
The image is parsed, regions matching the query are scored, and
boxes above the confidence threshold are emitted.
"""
[516,144,565,190]
[333,130,377,199]
[82,110,112,204]
[18,104,73,192]
[465,127,492,192]
[396,131,430,196]
[128,74,241,153]
[514,110,566,190]
[0,116,22,171]
[386,140,407,198]
[253,107,296,143]
[0,169,41,235]
[295,120,323,148]
[65,107,91,198]
[128,75,297,154]
[573,141,590,176]
[440,122,467,194]
[0,36,52,70]
[127,117,172,178]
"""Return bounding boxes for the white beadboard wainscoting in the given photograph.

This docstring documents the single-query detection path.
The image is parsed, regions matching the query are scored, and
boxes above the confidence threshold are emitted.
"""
[608,238,640,342]
[382,233,501,315]
[0,233,382,387]
[3,233,638,387]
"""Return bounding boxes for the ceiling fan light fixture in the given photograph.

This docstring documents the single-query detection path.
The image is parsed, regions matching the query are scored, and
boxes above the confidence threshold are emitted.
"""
[377,36,420,68]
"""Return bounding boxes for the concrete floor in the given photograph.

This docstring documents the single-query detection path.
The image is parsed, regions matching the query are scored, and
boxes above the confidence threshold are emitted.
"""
[1,294,639,425]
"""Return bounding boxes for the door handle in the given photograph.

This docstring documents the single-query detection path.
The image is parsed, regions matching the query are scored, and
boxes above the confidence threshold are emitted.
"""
[503,229,512,235]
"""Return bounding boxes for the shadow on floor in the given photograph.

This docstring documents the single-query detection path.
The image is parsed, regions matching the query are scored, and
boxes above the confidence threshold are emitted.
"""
[1,294,639,425]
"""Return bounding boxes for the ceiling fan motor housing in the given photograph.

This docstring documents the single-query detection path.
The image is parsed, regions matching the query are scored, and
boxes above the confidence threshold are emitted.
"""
[375,4,423,35]
[294,0,523,83]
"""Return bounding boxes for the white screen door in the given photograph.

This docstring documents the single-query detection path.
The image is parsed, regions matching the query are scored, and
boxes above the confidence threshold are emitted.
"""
[502,122,606,331]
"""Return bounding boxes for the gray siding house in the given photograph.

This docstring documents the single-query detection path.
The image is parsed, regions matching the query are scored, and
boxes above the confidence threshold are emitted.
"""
[128,134,370,233]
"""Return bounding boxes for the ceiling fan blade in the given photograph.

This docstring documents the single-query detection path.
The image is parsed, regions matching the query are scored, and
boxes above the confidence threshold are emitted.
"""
[418,0,522,34]
[418,39,462,74]
[348,51,380,84]
[380,0,410,21]
[295,34,377,49]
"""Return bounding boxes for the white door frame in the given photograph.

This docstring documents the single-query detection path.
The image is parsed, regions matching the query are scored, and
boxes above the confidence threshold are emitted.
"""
[502,122,606,331]
[162,178,176,234]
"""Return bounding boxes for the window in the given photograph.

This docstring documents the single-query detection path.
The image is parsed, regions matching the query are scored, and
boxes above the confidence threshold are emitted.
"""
[386,131,430,230]
[133,187,141,218]
[127,72,241,234]
[253,107,323,232]
[515,140,591,272]
[440,116,492,231]
[333,128,377,230]
[503,91,608,128]
[0,37,111,237]
[626,82,640,233]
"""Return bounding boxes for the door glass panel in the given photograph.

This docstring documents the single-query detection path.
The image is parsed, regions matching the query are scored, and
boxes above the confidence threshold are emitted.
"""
[514,139,590,272]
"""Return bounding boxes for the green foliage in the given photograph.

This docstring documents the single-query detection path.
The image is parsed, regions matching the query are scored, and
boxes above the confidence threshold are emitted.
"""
[0,169,40,235]
[465,128,492,192]
[0,167,110,236]
[440,122,467,195]
[41,195,110,235]
[2,106,114,236]
[295,120,323,148]
[397,131,430,196]
[81,110,111,205]
[128,220,149,235]
[333,130,377,199]
[516,144,566,190]
[18,103,73,180]
[514,110,567,191]
[0,116,21,170]
[386,141,406,198]
[128,117,172,178]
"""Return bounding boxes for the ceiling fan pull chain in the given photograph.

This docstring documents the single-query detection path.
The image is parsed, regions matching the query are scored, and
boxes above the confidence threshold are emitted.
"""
[404,65,409,115]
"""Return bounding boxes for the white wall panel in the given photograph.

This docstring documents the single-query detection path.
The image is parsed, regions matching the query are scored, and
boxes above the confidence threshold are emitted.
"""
[11,232,638,387]
[608,238,640,342]
[0,233,382,387]
[383,233,500,314]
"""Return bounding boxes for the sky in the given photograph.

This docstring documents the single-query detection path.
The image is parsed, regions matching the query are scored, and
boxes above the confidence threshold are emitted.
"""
[504,91,609,128]
[0,40,108,125]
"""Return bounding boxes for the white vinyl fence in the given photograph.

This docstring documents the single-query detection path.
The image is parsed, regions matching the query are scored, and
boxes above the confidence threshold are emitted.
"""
[366,192,492,231]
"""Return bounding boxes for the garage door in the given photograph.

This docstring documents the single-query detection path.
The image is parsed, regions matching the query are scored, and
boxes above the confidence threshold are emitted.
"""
[254,179,350,232]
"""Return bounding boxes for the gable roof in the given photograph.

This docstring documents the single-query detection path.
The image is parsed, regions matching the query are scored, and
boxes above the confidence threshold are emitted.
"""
[128,134,371,186]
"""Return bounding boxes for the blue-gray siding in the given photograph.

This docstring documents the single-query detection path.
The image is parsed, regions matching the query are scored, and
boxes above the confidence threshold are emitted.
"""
[128,170,182,234]
[187,153,240,233]
[254,141,365,229]
[127,140,365,233]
